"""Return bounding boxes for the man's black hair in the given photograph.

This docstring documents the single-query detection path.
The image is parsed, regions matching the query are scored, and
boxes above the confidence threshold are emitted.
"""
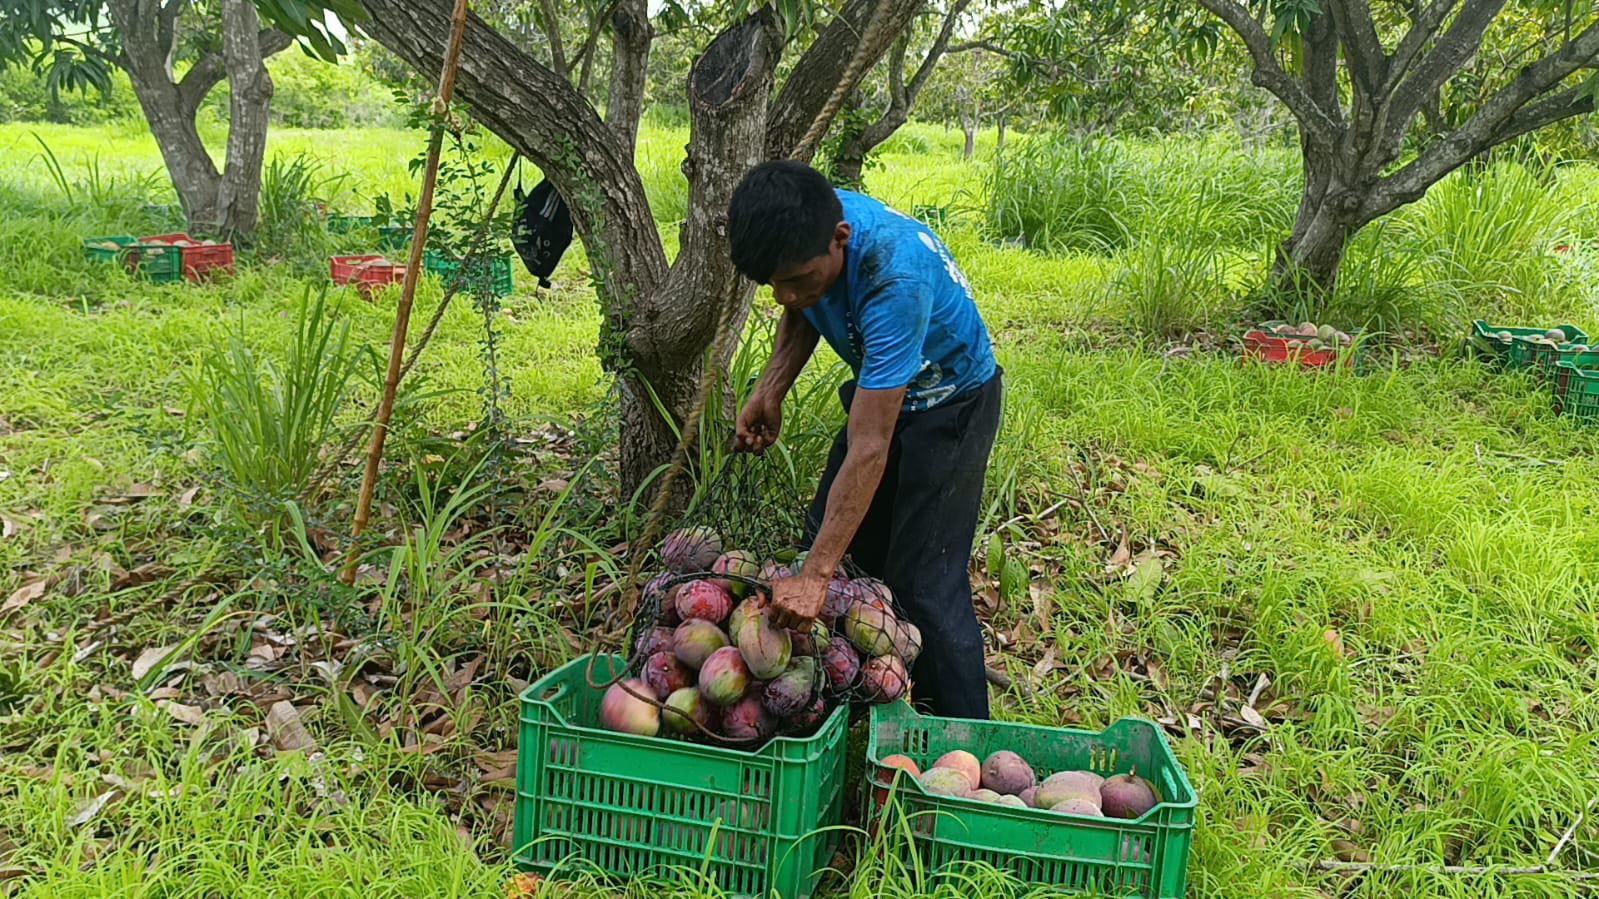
[727,160,844,284]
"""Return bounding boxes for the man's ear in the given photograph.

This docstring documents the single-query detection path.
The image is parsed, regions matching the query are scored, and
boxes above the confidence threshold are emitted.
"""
[833,222,851,251]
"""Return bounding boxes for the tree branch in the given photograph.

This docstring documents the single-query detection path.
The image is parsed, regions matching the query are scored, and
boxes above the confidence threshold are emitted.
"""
[606,0,652,152]
[357,0,668,303]
[1370,18,1599,217]
[572,0,623,93]
[765,0,929,159]
[1194,0,1343,142]
[1328,0,1388,96]
[904,0,971,104]
[536,0,569,78]
[157,0,191,76]
[1389,0,1510,127]
[1385,0,1462,89]
[175,29,290,118]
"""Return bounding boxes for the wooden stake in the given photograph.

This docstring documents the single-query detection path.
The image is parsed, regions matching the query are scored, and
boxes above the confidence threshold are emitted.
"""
[342,0,474,585]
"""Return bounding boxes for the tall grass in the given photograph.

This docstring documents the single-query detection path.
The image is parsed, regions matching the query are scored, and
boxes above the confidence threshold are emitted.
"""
[255,151,345,263]
[189,288,368,517]
[985,134,1132,253]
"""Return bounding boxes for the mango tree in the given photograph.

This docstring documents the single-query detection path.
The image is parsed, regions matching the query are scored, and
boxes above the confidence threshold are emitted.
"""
[0,0,360,236]
[1196,0,1599,292]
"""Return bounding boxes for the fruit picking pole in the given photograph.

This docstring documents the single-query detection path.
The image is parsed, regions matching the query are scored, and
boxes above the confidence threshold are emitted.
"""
[342,0,473,585]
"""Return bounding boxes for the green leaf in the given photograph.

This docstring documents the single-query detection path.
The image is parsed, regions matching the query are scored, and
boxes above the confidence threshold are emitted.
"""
[987,532,1005,582]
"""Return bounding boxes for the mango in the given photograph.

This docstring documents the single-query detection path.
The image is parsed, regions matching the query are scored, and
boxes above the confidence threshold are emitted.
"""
[697,646,750,706]
[642,650,692,699]
[932,750,981,791]
[661,526,722,573]
[859,654,908,702]
[980,750,1036,795]
[675,579,733,624]
[736,609,792,679]
[673,619,728,670]
[599,679,659,736]
[1100,772,1158,819]
[662,686,712,735]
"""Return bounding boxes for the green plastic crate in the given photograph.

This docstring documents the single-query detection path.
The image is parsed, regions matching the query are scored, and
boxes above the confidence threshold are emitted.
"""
[514,655,849,899]
[102,241,183,283]
[1467,320,1587,368]
[378,225,411,250]
[326,213,374,233]
[865,703,1196,898]
[423,250,514,298]
[1553,359,1599,423]
[82,235,136,264]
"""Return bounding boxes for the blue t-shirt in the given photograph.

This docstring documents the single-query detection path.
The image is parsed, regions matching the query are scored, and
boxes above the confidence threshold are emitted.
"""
[802,191,996,412]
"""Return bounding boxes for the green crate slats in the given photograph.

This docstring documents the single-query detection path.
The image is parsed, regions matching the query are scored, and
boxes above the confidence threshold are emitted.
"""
[1468,321,1587,369]
[126,243,185,283]
[325,213,375,233]
[865,702,1197,898]
[82,236,136,263]
[514,655,849,899]
[1553,359,1599,423]
[423,250,514,298]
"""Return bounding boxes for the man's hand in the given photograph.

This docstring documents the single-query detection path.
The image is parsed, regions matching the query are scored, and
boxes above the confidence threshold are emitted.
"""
[769,571,828,628]
[734,388,783,453]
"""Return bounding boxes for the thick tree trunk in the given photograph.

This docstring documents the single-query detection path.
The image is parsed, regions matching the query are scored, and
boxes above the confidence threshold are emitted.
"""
[606,0,651,155]
[110,4,224,228]
[961,115,976,159]
[618,13,778,491]
[996,114,1007,152]
[105,0,285,237]
[1272,143,1368,294]
[213,0,276,236]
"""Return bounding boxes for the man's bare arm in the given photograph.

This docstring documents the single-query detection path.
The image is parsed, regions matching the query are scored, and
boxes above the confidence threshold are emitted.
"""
[769,384,905,626]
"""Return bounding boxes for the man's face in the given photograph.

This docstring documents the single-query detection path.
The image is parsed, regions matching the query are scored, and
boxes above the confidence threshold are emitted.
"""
[768,222,850,310]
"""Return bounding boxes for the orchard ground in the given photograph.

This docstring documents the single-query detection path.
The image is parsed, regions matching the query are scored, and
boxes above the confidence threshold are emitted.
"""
[2,119,1599,898]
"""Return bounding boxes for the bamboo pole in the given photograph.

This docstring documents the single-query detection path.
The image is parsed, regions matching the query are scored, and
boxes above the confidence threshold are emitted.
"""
[342,0,474,585]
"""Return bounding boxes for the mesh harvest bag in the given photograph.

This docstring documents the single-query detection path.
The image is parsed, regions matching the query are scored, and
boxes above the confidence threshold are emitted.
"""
[615,456,921,750]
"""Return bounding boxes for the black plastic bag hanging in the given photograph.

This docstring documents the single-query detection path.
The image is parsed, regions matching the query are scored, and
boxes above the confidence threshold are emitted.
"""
[510,172,573,288]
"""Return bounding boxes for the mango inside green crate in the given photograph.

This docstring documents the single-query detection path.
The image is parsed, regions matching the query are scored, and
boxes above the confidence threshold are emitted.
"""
[865,702,1196,898]
[513,655,849,899]
[1468,321,1587,368]
[82,236,136,263]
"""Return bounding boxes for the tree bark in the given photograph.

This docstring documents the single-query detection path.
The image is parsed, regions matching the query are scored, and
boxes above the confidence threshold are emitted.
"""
[213,0,277,237]
[104,0,287,237]
[605,0,652,154]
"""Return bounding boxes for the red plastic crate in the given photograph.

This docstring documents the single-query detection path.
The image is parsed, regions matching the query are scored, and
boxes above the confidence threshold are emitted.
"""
[137,233,235,281]
[330,255,407,297]
[1241,330,1352,369]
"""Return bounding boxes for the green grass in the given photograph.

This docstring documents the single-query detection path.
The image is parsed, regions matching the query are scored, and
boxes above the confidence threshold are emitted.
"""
[3,120,1599,898]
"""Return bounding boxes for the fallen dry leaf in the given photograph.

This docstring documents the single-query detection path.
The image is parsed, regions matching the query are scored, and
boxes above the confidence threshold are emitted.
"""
[1,514,18,540]
[102,484,162,505]
[1322,629,1346,659]
[266,701,316,753]
[178,487,201,508]
[1239,705,1268,730]
[67,789,119,828]
[131,645,178,682]
[2,578,48,614]
[1106,530,1132,571]
[505,872,544,897]
[1330,838,1369,863]
[110,562,171,593]
[159,701,206,726]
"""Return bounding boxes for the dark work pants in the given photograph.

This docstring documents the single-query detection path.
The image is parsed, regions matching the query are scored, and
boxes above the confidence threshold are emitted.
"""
[806,371,1003,719]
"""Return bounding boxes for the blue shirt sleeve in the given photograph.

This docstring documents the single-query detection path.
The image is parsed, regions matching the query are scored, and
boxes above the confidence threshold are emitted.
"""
[856,277,930,390]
